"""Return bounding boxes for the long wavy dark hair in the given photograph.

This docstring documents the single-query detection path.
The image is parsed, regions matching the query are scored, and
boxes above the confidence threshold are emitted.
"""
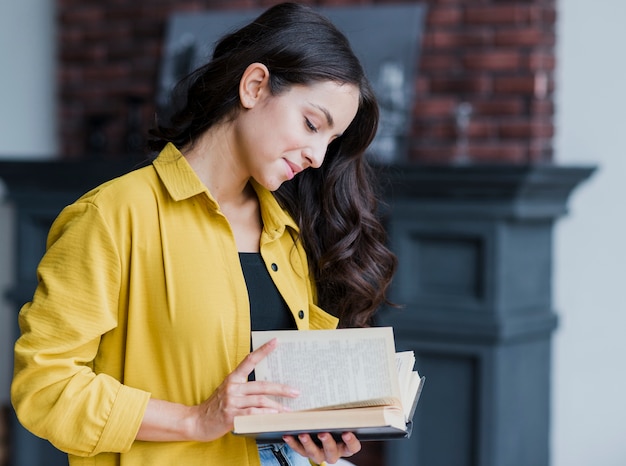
[149,2,397,327]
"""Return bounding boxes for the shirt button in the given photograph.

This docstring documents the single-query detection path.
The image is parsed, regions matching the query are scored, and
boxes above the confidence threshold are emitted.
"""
[298,310,305,319]
[271,263,278,271]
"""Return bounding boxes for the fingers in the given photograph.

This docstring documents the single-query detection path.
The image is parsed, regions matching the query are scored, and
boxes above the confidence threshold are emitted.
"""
[339,432,361,455]
[214,377,299,418]
[240,379,300,398]
[216,339,299,416]
[283,432,361,464]
[224,369,299,402]
[314,433,342,464]
[232,338,278,381]
[228,339,299,400]
[191,340,300,442]
[225,392,291,415]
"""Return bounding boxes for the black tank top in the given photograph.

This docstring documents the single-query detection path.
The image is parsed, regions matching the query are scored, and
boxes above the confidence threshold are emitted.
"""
[238,252,296,331]
[239,252,295,383]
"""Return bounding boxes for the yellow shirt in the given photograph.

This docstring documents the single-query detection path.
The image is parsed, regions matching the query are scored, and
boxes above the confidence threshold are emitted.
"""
[11,143,338,465]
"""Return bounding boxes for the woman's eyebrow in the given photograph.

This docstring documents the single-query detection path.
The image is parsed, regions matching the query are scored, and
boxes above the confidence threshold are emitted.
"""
[310,103,334,128]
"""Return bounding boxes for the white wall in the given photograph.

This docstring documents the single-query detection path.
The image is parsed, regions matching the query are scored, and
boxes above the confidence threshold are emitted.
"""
[0,0,58,158]
[553,0,626,465]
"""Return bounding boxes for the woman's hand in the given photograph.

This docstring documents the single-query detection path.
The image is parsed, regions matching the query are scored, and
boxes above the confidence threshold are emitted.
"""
[283,432,361,465]
[137,338,299,442]
[190,338,299,441]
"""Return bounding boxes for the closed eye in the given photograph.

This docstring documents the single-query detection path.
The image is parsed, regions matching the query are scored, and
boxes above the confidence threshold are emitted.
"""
[305,118,318,133]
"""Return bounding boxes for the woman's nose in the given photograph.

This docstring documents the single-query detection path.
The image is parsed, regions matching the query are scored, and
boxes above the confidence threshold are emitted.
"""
[305,141,327,169]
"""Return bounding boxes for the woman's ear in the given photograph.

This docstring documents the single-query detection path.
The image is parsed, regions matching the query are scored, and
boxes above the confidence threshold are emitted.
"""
[239,63,270,109]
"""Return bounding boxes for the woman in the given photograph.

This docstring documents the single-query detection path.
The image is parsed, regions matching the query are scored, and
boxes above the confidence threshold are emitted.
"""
[11,3,397,465]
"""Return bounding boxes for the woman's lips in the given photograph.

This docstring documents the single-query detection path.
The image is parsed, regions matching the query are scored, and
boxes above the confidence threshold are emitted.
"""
[285,160,302,180]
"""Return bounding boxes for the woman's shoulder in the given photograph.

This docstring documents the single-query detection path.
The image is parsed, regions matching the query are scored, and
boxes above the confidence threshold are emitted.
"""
[76,164,161,212]
[46,165,165,248]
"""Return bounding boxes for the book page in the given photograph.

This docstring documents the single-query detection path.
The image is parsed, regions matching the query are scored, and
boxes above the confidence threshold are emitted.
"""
[394,350,425,421]
[252,327,400,411]
[395,351,416,412]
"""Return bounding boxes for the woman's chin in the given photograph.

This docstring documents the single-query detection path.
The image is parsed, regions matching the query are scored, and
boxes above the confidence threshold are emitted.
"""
[256,177,286,192]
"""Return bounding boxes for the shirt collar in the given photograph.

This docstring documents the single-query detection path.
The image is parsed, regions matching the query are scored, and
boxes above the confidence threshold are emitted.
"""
[153,142,299,235]
[153,143,208,201]
[250,179,299,238]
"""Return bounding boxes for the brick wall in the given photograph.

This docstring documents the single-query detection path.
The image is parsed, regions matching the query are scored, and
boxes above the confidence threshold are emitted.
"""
[58,0,556,163]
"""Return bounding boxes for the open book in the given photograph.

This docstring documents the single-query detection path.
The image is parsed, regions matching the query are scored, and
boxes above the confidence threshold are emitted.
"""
[233,327,425,442]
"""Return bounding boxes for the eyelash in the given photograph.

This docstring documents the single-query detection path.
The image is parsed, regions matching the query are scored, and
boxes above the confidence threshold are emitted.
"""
[305,118,318,133]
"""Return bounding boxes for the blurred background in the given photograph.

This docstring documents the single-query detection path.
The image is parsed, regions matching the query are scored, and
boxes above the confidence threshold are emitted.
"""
[0,0,624,465]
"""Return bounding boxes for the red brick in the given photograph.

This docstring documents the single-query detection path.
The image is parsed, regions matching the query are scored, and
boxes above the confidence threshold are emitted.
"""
[526,51,556,71]
[467,142,528,163]
[499,121,532,139]
[463,50,523,71]
[320,0,373,6]
[536,123,555,139]
[411,145,457,164]
[430,76,492,94]
[427,5,463,27]
[433,122,457,140]
[60,44,109,63]
[465,5,545,25]
[415,121,488,140]
[531,100,554,116]
[415,76,429,95]
[472,98,525,116]
[542,6,557,24]
[415,97,458,118]
[59,27,83,44]
[412,123,431,139]
[84,24,132,43]
[420,53,463,72]
[59,5,106,24]
[56,0,560,164]
[82,64,130,82]
[412,117,496,142]
[58,67,84,86]
[467,120,497,139]
[423,29,492,50]
[498,119,554,139]
[528,138,554,162]
[494,28,553,47]
[494,75,536,94]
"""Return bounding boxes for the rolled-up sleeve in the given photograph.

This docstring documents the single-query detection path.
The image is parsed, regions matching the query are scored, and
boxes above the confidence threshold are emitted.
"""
[11,200,151,456]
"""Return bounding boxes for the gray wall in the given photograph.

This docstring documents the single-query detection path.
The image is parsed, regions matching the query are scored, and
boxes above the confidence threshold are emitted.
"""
[553,0,626,464]
[0,182,14,403]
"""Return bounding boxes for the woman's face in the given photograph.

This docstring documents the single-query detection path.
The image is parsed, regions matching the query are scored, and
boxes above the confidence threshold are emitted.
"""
[234,79,360,191]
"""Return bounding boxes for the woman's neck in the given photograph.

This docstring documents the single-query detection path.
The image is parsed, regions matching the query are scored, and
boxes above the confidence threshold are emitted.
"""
[182,124,250,207]
[182,126,262,252]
